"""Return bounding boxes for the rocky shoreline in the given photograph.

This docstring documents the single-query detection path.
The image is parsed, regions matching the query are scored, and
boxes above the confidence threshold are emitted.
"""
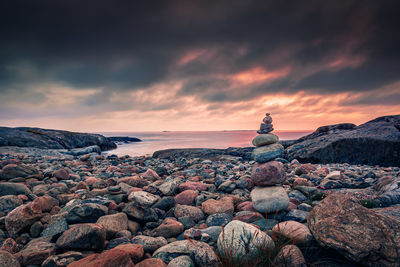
[0,114,399,266]
[0,138,399,266]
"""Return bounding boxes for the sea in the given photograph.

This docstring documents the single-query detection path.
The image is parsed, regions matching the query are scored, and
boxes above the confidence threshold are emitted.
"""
[99,130,311,157]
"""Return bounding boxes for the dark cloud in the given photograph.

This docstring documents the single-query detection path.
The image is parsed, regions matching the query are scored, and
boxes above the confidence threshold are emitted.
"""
[0,0,400,108]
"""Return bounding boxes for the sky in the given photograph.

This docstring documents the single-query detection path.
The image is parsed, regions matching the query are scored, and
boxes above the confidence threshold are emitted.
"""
[1,0,400,132]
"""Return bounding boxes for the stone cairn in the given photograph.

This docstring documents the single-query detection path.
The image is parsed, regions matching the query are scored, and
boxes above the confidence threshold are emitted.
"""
[250,113,290,214]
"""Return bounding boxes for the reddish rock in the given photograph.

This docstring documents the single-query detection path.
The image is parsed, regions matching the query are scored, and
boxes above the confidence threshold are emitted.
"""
[56,223,106,250]
[84,176,100,186]
[121,166,140,174]
[237,201,253,211]
[97,213,128,239]
[5,202,42,236]
[308,193,400,266]
[119,176,149,188]
[76,181,90,190]
[178,181,207,192]
[15,241,56,266]
[0,251,20,267]
[141,169,160,181]
[233,212,264,223]
[0,159,21,169]
[0,164,40,180]
[106,166,122,173]
[68,244,143,267]
[201,197,234,215]
[0,238,18,254]
[32,195,59,212]
[292,178,312,187]
[174,190,198,205]
[272,221,313,246]
[274,245,306,267]
[52,169,70,180]
[375,176,395,192]
[294,163,316,175]
[152,218,184,238]
[315,167,329,177]
[136,258,167,267]
[174,205,204,222]
[251,161,286,186]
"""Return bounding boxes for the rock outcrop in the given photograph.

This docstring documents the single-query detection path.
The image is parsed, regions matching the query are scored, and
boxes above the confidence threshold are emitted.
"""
[308,193,400,266]
[285,115,400,166]
[0,127,116,150]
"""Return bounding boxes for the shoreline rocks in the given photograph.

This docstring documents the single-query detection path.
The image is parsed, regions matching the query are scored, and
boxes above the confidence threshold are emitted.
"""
[0,133,399,266]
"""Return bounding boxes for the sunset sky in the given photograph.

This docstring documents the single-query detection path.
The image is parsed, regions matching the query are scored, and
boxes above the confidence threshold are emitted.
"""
[1,1,399,132]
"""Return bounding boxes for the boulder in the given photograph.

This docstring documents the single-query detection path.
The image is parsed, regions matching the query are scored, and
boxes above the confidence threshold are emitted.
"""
[217,220,274,261]
[97,213,128,239]
[56,223,107,250]
[251,186,290,213]
[152,218,184,238]
[308,193,400,266]
[0,251,20,267]
[0,164,39,180]
[0,195,23,214]
[42,251,83,267]
[15,241,56,266]
[285,115,400,166]
[131,235,168,253]
[67,244,143,267]
[5,202,42,236]
[274,245,306,267]
[0,182,32,196]
[201,197,234,215]
[252,134,279,147]
[252,143,284,163]
[272,221,313,246]
[153,240,219,266]
[251,161,286,186]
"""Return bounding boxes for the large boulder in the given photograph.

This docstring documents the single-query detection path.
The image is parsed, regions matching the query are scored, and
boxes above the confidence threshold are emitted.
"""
[56,223,107,250]
[308,193,400,266]
[217,220,274,261]
[252,143,284,163]
[5,202,42,236]
[0,182,32,196]
[153,240,219,266]
[285,115,400,166]
[251,161,286,186]
[0,164,40,180]
[251,186,290,213]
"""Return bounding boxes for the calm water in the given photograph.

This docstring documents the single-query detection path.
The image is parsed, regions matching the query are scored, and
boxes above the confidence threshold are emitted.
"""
[100,131,311,157]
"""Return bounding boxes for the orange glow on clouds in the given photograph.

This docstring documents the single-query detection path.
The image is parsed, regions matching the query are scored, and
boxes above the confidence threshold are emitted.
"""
[231,66,290,84]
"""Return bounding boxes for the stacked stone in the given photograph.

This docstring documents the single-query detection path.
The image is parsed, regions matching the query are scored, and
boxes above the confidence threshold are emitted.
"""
[250,113,290,214]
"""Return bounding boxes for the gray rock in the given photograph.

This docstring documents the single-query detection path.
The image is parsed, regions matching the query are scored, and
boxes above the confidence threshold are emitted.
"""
[251,186,290,213]
[41,218,69,238]
[153,240,219,265]
[206,213,233,227]
[0,195,23,214]
[217,220,275,261]
[167,255,194,267]
[65,203,108,224]
[0,182,32,196]
[0,251,20,267]
[131,235,168,253]
[283,209,309,223]
[252,143,284,163]
[252,134,279,147]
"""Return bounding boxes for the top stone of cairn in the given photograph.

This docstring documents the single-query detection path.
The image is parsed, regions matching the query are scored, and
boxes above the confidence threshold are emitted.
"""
[257,113,273,134]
